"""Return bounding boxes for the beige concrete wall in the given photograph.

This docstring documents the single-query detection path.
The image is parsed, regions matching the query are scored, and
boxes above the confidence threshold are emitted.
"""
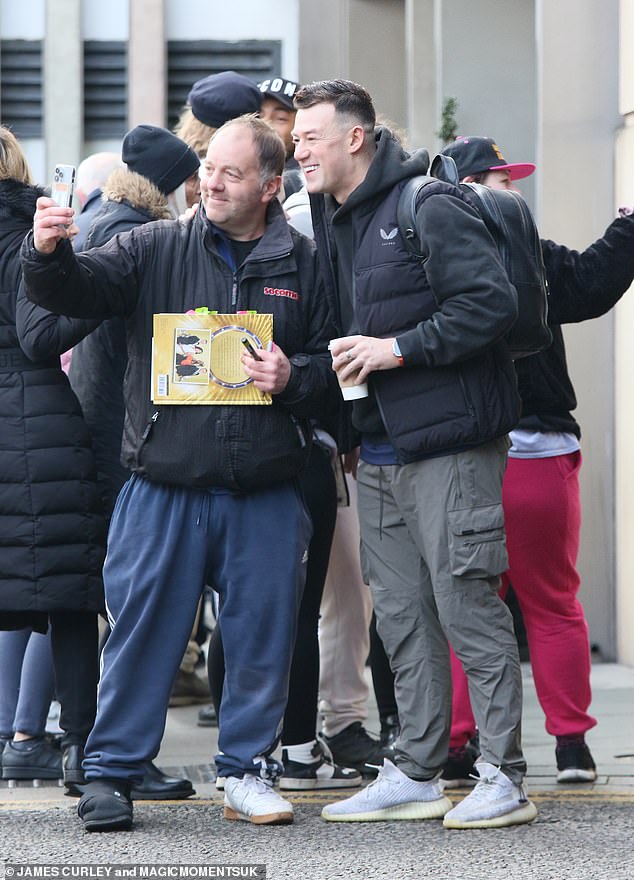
[348,0,405,129]
[43,0,82,176]
[298,0,406,129]
[129,0,166,127]
[537,0,621,659]
[298,0,350,81]
[404,0,437,154]
[437,0,537,206]
[615,0,634,666]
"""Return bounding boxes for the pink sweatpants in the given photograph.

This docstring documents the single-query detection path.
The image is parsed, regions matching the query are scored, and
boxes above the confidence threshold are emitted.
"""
[450,451,596,746]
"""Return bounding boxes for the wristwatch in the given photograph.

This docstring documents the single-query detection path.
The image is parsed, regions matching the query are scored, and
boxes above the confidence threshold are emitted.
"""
[392,338,404,367]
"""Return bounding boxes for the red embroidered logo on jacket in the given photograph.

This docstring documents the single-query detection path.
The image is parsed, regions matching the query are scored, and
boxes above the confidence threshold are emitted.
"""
[263,287,300,301]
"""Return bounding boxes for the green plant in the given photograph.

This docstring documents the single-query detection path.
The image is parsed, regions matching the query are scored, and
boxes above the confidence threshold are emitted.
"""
[437,97,459,145]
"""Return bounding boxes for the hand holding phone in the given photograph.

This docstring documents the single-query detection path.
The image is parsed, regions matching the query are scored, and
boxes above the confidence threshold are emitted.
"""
[32,164,76,254]
[241,337,262,361]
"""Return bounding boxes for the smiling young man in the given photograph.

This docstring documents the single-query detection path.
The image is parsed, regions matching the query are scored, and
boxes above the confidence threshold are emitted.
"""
[292,80,537,829]
[257,76,304,198]
[20,115,339,832]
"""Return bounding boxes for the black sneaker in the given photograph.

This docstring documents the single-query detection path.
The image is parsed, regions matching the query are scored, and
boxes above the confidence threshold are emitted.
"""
[279,740,361,791]
[197,704,218,728]
[319,722,393,778]
[556,739,597,783]
[0,735,10,772]
[168,670,211,707]
[441,740,479,789]
[2,736,62,780]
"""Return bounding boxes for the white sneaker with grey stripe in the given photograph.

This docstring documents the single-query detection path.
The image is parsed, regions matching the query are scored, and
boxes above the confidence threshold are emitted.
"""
[321,758,451,822]
[443,761,538,829]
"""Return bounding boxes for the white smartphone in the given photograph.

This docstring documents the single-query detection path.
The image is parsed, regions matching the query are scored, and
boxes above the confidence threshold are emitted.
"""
[51,164,76,208]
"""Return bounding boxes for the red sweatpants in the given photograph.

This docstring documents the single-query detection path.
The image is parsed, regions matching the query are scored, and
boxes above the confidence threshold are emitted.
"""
[450,451,596,746]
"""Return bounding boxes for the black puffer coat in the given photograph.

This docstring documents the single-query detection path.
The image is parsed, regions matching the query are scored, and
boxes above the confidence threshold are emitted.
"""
[0,178,105,629]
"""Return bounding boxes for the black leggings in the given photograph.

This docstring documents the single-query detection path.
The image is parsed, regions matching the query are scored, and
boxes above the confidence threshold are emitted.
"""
[50,610,99,747]
[208,444,338,745]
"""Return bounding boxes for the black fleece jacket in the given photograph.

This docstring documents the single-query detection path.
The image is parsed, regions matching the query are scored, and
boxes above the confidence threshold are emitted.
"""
[20,199,339,491]
[516,215,634,437]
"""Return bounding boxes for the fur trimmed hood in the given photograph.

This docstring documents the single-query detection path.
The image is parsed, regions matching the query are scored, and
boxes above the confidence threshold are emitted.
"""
[0,178,46,227]
[101,168,173,220]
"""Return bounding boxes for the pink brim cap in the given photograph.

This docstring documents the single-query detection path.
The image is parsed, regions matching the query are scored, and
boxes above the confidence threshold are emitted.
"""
[490,162,536,181]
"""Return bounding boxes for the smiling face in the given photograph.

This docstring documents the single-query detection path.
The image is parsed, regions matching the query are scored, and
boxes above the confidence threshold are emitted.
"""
[259,97,295,157]
[199,124,279,240]
[292,102,368,204]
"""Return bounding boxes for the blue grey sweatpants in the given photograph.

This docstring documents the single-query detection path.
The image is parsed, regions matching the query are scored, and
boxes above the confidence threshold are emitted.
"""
[83,473,311,782]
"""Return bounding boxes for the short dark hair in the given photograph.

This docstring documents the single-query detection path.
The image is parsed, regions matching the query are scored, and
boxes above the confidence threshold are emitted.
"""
[212,114,285,184]
[294,79,376,132]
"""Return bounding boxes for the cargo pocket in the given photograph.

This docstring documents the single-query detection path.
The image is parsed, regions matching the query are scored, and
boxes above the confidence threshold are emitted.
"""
[447,503,508,579]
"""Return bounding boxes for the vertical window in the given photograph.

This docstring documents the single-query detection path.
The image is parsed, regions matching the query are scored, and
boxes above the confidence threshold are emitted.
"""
[83,41,127,139]
[0,40,43,138]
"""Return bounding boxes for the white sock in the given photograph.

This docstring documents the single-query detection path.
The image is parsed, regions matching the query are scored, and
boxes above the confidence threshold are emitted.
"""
[283,740,319,765]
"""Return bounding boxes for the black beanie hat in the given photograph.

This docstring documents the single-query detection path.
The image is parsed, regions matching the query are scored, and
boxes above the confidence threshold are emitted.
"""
[187,70,262,128]
[122,124,200,195]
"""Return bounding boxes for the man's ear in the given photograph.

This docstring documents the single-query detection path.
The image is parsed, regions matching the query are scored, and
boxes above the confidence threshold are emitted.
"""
[462,174,477,183]
[261,175,283,203]
[349,125,368,156]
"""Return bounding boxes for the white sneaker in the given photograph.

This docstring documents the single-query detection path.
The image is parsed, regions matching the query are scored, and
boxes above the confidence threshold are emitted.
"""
[224,774,293,825]
[443,762,538,829]
[321,758,452,822]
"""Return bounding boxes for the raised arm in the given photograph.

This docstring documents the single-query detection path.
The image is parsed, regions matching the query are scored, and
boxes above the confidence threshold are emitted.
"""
[21,197,140,320]
[543,212,634,325]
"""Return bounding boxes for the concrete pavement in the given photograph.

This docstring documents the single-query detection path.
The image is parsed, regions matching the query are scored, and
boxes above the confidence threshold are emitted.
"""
[1,662,633,879]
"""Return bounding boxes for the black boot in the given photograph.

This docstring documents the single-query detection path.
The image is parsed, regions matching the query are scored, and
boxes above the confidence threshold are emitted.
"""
[2,736,62,780]
[62,743,86,795]
[130,761,195,800]
[78,778,133,832]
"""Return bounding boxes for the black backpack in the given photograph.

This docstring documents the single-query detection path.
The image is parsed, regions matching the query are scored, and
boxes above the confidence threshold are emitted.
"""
[397,154,552,359]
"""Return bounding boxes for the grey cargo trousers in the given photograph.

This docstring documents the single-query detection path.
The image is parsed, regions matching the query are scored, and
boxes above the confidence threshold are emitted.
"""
[357,436,527,784]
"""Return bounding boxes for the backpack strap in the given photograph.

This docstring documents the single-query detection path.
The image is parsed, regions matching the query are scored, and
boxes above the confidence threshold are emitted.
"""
[397,155,461,256]
[397,175,433,256]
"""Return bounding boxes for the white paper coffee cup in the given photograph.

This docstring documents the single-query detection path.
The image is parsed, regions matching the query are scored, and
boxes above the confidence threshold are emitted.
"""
[328,338,369,401]
[340,380,369,400]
